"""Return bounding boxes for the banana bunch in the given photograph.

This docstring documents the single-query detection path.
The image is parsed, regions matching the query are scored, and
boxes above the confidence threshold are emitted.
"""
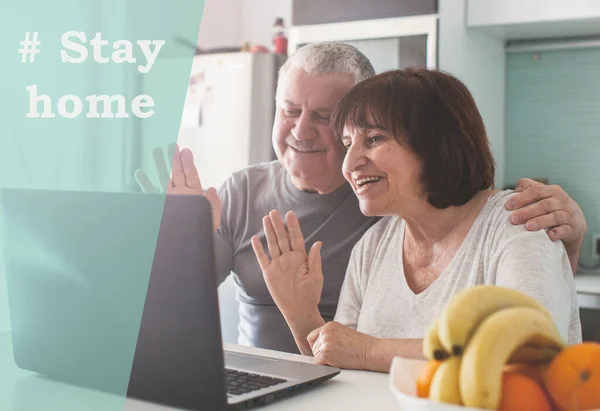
[423,285,565,410]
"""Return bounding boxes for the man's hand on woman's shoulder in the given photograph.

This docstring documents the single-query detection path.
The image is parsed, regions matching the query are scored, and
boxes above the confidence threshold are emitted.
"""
[505,178,587,273]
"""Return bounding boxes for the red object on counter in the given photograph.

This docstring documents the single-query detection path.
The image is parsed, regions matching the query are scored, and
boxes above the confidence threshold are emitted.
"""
[274,36,288,55]
[250,45,269,53]
[272,17,288,55]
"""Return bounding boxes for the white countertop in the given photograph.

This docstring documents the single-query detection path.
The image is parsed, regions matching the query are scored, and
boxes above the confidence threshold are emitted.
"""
[575,273,600,295]
[0,332,401,411]
[0,274,598,411]
[125,344,399,411]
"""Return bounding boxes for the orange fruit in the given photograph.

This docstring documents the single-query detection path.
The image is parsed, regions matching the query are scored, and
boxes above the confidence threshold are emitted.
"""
[416,359,441,398]
[544,342,600,411]
[500,371,552,411]
[504,363,547,387]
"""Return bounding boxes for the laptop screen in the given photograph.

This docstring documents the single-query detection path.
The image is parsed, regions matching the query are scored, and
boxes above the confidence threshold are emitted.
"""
[0,189,228,410]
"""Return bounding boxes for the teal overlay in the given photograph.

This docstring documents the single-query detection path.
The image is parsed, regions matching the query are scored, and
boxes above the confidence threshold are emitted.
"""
[0,0,205,409]
[506,47,600,265]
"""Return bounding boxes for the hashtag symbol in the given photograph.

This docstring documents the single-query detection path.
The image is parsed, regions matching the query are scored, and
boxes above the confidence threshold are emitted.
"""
[19,32,41,63]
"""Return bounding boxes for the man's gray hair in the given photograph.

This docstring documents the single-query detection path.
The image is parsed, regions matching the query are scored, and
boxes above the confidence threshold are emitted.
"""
[275,42,375,101]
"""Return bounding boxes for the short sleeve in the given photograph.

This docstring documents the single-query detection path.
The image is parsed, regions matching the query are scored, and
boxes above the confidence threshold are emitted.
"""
[491,229,582,344]
[333,242,365,329]
[213,177,235,285]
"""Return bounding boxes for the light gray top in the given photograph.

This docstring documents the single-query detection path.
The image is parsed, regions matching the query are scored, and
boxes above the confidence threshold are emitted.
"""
[334,190,582,345]
[214,160,379,353]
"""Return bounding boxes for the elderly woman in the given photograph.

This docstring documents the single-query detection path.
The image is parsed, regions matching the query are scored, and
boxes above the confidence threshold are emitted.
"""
[250,68,582,372]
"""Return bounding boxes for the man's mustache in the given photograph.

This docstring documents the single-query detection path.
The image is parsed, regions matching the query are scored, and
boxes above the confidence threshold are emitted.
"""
[285,139,324,152]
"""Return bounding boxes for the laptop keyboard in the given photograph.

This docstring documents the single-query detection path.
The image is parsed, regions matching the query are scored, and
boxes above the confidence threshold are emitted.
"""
[225,368,287,396]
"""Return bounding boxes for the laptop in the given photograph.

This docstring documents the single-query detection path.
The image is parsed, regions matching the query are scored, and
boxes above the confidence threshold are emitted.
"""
[0,188,340,411]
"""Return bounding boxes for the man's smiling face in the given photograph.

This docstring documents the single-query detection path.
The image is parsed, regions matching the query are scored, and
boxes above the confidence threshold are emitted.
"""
[272,68,354,194]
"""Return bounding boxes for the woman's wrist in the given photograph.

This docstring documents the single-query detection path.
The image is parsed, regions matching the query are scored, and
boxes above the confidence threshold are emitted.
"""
[285,307,324,333]
[364,337,388,372]
[284,308,325,355]
[283,305,321,327]
[365,338,425,373]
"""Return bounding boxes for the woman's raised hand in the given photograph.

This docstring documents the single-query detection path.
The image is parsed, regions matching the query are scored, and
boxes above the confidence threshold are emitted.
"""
[251,210,323,321]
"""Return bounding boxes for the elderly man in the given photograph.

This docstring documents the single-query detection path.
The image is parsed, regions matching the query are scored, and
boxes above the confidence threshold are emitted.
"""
[136,42,587,354]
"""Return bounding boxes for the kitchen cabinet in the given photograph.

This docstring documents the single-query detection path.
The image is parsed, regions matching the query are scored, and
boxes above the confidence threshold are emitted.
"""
[292,0,437,26]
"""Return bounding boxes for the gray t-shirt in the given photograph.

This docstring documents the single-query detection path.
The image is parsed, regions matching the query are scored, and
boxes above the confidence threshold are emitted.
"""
[334,190,582,345]
[214,160,379,353]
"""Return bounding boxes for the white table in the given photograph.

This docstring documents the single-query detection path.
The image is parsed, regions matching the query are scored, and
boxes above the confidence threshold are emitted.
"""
[2,277,597,411]
[575,273,600,309]
[575,273,600,294]
[0,332,401,411]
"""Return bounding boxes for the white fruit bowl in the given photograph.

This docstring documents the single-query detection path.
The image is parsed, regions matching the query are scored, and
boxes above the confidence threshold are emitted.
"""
[389,356,487,411]
[390,356,600,411]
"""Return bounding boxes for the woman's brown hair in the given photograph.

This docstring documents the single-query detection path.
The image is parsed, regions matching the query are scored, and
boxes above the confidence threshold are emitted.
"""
[332,68,495,209]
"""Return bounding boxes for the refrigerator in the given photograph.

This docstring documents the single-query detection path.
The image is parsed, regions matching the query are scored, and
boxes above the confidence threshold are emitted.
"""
[137,52,282,191]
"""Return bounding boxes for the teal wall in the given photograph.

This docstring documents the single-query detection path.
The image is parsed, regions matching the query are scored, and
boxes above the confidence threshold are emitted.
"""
[505,47,600,264]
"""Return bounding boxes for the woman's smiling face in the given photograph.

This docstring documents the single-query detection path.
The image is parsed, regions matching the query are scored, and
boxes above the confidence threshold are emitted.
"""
[341,121,425,217]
